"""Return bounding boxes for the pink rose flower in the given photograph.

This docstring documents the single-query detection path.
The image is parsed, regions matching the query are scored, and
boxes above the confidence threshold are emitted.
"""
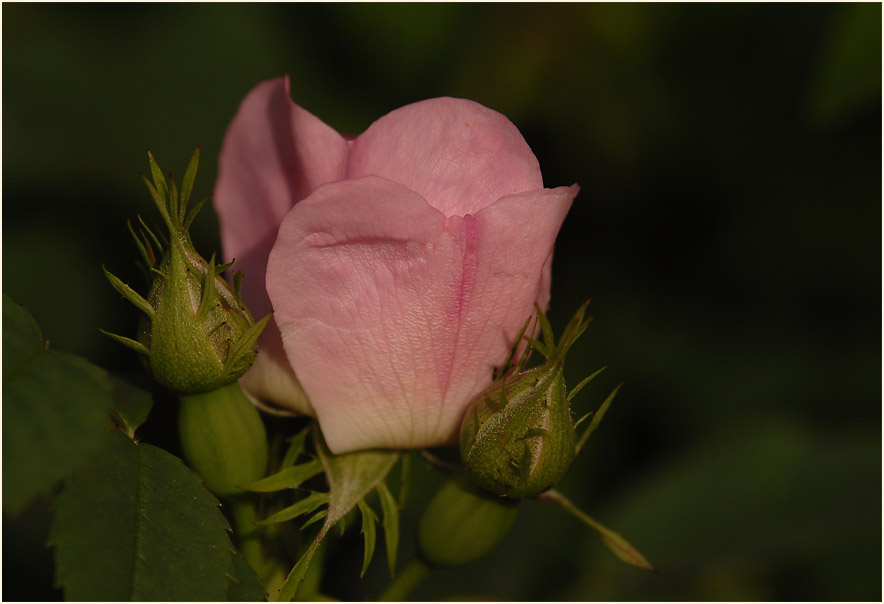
[214,76,577,453]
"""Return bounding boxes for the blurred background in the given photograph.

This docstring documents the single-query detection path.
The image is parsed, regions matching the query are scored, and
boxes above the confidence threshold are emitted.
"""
[3,3,880,601]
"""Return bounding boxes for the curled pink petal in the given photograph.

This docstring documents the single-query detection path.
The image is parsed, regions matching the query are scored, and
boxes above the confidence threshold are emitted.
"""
[348,98,543,218]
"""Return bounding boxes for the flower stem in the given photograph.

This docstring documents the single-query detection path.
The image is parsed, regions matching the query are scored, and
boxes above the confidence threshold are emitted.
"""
[230,498,274,580]
[378,557,431,601]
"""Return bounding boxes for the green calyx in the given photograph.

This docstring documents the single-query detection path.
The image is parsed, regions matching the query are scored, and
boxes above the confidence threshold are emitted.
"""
[460,301,611,499]
[102,148,270,394]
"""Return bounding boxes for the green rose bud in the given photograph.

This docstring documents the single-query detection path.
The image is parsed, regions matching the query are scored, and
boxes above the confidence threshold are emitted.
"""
[178,381,269,498]
[102,148,270,393]
[418,473,519,566]
[460,302,600,499]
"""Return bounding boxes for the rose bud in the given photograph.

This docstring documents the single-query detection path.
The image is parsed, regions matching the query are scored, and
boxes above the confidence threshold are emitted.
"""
[460,302,597,499]
[102,148,270,394]
[418,473,519,567]
[214,77,577,452]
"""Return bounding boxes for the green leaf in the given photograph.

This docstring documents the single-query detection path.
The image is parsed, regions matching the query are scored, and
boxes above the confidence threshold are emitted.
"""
[109,376,153,438]
[49,430,238,600]
[243,459,323,493]
[3,293,44,375]
[2,295,115,514]
[377,481,400,577]
[357,500,378,578]
[228,552,268,602]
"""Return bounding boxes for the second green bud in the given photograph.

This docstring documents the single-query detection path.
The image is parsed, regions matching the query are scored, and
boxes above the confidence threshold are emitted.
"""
[418,473,518,567]
[179,382,268,499]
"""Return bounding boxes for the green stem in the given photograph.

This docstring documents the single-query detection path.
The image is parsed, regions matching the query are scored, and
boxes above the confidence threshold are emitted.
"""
[378,557,431,602]
[230,498,272,579]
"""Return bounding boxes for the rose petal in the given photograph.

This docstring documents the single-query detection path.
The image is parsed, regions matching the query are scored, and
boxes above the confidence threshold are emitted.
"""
[214,77,349,413]
[214,76,349,318]
[348,98,543,219]
[238,325,314,416]
[267,176,576,453]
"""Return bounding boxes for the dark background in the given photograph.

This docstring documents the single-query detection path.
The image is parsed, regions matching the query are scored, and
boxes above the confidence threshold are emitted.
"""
[3,3,881,601]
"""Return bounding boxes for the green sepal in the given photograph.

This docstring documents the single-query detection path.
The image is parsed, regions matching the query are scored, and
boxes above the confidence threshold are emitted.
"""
[127,220,158,272]
[377,481,400,577]
[495,315,532,380]
[575,383,622,455]
[147,149,169,210]
[183,195,210,232]
[242,458,323,493]
[168,173,180,225]
[568,366,607,403]
[216,260,235,275]
[274,426,398,601]
[539,489,657,573]
[300,509,327,531]
[537,303,556,351]
[397,454,411,509]
[102,266,155,319]
[195,252,219,322]
[222,313,272,379]
[257,492,329,526]
[180,146,200,219]
[281,426,311,468]
[136,214,164,257]
[356,499,378,578]
[140,173,174,234]
[98,329,149,355]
